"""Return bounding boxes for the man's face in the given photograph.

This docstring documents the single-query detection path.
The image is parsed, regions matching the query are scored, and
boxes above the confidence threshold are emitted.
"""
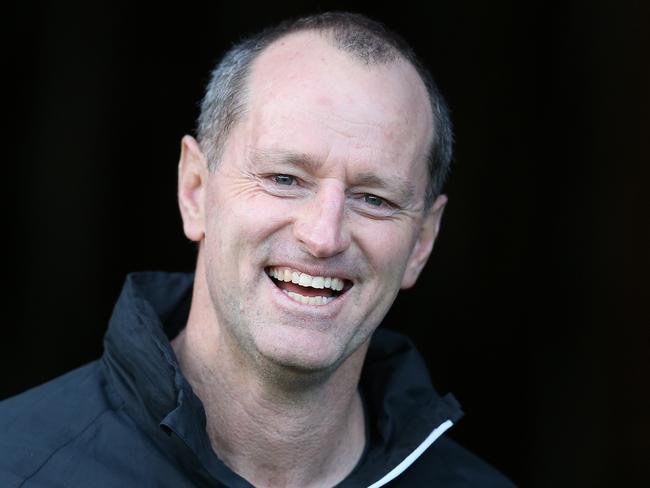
[182,32,446,373]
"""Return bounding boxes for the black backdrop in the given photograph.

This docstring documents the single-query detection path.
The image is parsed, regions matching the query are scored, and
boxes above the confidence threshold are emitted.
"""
[5,1,649,486]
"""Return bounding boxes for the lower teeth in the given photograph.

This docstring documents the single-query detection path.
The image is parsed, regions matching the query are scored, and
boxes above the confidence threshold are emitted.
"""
[283,290,334,306]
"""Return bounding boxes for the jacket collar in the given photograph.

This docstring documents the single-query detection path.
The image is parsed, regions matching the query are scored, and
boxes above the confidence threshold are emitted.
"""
[102,271,463,487]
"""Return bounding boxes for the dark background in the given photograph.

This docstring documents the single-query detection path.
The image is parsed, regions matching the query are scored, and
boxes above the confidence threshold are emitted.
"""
[5,1,649,486]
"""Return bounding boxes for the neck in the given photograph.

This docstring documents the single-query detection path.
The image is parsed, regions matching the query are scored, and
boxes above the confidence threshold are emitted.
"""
[171,277,367,488]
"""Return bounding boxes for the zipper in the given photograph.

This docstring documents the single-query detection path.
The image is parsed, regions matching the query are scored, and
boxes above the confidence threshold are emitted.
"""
[366,419,454,488]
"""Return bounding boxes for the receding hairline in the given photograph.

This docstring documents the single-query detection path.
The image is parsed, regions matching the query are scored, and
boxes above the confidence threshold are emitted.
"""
[272,26,402,65]
[196,12,452,210]
[236,29,436,164]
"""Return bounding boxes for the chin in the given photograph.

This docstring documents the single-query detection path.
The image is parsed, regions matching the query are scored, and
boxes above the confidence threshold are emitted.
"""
[254,326,349,374]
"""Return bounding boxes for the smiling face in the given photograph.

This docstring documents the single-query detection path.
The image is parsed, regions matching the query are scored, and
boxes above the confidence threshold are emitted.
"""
[178,32,447,374]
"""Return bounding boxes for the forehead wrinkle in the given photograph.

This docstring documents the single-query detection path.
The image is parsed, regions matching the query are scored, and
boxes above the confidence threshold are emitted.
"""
[248,147,324,173]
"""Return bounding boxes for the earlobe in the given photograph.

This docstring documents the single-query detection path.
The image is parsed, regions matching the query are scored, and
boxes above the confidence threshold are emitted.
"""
[400,194,448,289]
[177,135,208,242]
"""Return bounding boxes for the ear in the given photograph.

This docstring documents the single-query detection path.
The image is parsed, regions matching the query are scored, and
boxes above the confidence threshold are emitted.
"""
[177,135,208,242]
[401,194,448,289]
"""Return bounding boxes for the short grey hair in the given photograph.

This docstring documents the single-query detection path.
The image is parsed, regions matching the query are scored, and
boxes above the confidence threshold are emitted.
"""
[196,12,453,210]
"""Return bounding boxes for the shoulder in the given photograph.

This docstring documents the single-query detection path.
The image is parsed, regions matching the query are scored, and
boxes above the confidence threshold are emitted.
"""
[0,361,114,433]
[0,361,118,486]
[393,435,517,488]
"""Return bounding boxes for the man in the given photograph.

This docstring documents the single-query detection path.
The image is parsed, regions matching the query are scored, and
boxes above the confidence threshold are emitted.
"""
[1,12,515,488]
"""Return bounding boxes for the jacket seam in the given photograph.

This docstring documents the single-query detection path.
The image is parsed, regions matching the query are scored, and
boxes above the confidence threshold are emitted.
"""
[18,408,114,487]
[366,419,454,488]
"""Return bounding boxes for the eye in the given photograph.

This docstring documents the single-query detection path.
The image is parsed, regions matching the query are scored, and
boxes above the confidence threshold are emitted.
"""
[364,194,385,207]
[272,174,296,185]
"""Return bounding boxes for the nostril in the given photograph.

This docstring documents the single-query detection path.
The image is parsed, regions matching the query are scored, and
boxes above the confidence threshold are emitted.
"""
[295,233,351,259]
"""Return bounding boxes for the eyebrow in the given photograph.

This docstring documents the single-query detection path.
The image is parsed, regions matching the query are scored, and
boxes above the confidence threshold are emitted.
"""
[249,148,323,173]
[353,171,417,205]
[248,147,418,205]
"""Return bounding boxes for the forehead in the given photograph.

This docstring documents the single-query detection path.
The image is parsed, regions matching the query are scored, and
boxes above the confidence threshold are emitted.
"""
[236,32,433,187]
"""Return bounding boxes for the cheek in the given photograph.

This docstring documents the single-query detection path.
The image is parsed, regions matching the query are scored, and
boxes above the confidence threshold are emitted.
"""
[355,220,416,284]
[239,196,292,230]
[205,187,295,272]
[209,177,288,232]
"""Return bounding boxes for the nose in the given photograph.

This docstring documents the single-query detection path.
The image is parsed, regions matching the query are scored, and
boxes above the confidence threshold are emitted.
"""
[293,183,351,258]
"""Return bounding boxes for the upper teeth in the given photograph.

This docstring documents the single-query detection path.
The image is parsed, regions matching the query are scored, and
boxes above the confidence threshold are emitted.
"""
[267,267,345,291]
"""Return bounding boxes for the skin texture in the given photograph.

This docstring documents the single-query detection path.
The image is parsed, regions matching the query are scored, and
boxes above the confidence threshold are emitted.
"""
[173,31,448,488]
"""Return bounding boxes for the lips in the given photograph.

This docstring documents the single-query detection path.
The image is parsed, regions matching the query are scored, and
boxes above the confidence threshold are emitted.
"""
[266,266,353,306]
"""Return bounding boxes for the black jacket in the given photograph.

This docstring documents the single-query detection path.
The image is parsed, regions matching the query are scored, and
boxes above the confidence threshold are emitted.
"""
[0,271,515,487]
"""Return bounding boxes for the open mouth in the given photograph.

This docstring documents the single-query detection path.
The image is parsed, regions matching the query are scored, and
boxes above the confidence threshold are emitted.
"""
[265,266,353,306]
